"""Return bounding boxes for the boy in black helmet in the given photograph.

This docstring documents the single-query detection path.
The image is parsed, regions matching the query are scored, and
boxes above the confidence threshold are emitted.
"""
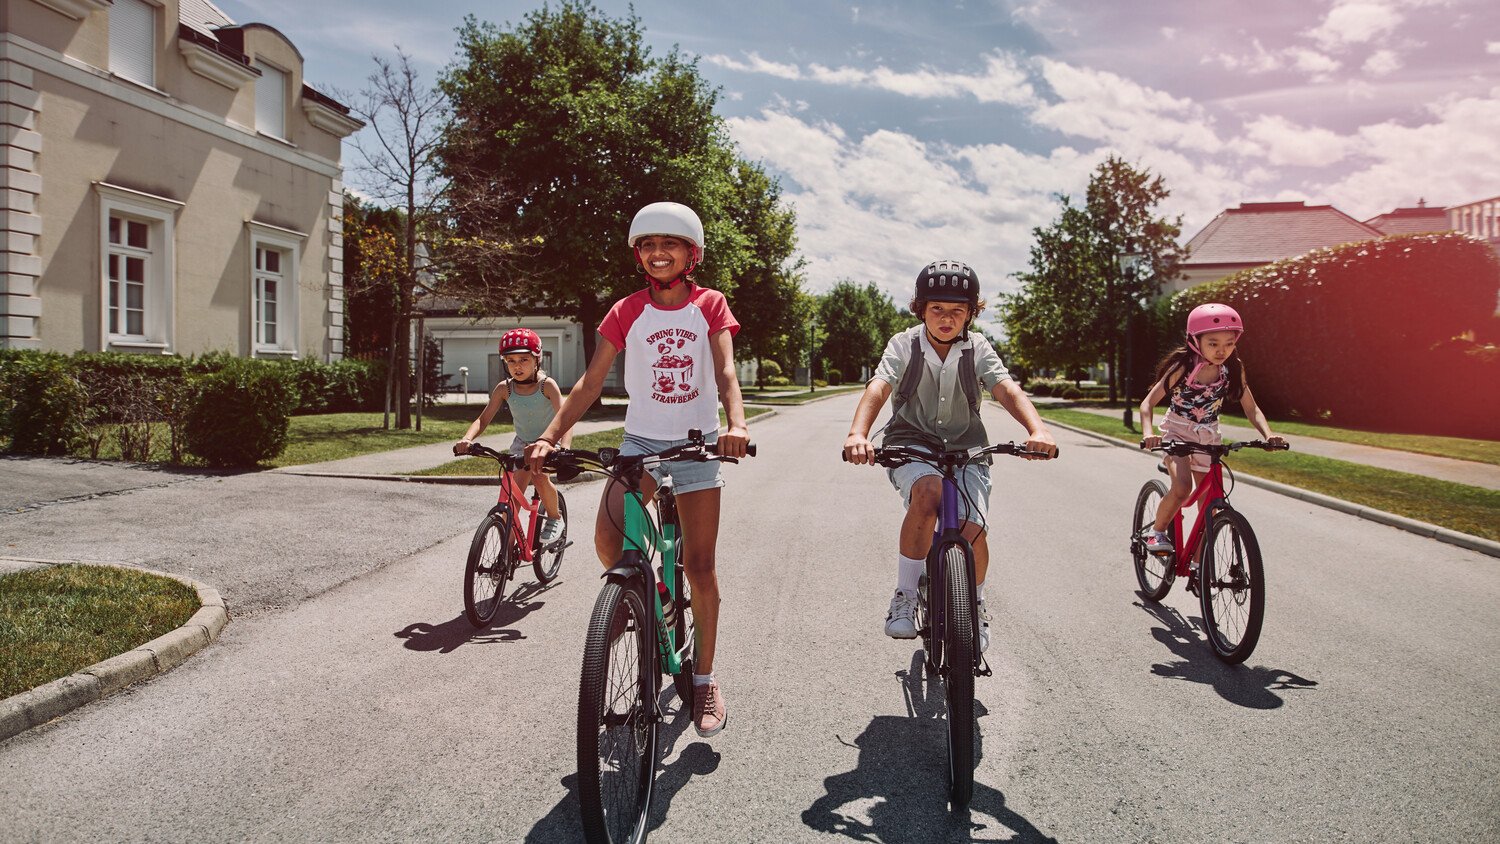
[843,260,1057,652]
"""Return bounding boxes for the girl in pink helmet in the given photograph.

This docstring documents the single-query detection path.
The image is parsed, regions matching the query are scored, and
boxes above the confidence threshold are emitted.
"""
[454,328,570,543]
[526,202,749,739]
[1138,303,1284,555]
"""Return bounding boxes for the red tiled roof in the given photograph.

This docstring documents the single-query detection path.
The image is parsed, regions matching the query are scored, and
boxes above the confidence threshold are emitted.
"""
[1365,207,1451,236]
[1182,202,1382,266]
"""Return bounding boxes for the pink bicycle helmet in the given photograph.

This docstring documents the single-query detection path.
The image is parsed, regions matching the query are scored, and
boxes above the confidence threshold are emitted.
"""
[1185,303,1243,353]
[498,328,542,357]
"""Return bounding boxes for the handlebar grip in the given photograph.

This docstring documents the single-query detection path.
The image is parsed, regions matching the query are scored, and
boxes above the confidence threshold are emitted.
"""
[745,444,757,458]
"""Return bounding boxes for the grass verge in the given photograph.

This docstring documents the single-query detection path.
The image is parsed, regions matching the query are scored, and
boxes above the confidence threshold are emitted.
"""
[1038,407,1500,542]
[0,565,199,699]
[742,385,865,405]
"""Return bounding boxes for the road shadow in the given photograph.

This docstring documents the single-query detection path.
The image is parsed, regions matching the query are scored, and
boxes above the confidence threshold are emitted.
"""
[393,579,559,653]
[802,651,1059,843]
[1136,598,1319,709]
[525,683,715,842]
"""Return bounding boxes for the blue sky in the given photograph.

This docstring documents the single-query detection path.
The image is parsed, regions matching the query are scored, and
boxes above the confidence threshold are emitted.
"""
[215,0,1500,304]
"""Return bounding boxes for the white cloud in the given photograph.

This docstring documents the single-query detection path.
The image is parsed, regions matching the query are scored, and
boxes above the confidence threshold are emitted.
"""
[1240,115,1359,167]
[704,52,802,80]
[1362,49,1403,76]
[1030,59,1223,154]
[1306,1,1402,50]
[1286,47,1342,79]
[1487,41,1500,55]
[1206,39,1281,74]
[708,51,1036,106]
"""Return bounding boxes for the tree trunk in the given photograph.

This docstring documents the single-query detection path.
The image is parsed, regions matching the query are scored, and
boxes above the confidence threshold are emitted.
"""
[576,295,605,412]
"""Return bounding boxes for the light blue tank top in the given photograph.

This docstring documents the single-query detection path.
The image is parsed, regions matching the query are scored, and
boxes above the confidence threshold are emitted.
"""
[506,378,554,443]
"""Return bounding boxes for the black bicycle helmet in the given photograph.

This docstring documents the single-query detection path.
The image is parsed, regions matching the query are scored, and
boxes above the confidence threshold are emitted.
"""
[914,260,979,306]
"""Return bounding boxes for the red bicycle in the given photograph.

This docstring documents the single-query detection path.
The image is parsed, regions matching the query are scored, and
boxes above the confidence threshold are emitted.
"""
[461,443,571,627]
[1130,440,1289,663]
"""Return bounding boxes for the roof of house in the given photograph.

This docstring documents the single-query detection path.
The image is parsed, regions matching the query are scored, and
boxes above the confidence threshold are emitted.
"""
[1364,205,1452,236]
[179,0,235,36]
[176,0,351,112]
[1182,201,1382,267]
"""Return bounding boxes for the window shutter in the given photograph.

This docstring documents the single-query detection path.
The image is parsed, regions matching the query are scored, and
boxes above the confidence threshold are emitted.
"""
[255,61,287,138]
[109,0,156,86]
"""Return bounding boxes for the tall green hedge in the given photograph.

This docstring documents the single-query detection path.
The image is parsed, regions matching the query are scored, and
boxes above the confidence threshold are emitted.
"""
[1170,232,1500,438]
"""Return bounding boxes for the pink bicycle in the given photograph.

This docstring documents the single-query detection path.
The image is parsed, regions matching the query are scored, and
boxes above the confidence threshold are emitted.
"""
[461,442,571,627]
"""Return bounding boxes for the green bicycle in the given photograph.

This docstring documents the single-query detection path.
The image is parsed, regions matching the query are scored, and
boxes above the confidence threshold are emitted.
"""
[542,429,754,844]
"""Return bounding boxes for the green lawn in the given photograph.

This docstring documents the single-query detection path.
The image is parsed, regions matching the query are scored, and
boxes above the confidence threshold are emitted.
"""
[0,565,199,700]
[1215,411,1500,466]
[1037,407,1499,542]
[742,385,865,405]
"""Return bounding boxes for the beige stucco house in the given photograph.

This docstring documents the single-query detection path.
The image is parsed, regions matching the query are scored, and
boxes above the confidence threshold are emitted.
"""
[0,0,362,359]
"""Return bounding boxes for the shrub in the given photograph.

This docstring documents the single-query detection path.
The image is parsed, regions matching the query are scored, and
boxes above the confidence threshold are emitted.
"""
[7,354,88,455]
[826,368,843,386]
[764,375,791,387]
[1172,232,1500,438]
[1059,385,1083,400]
[758,359,783,383]
[184,360,294,467]
[1029,381,1052,397]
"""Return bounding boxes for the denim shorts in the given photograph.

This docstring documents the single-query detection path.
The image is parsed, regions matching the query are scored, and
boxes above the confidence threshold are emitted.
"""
[621,432,724,495]
[888,451,992,527]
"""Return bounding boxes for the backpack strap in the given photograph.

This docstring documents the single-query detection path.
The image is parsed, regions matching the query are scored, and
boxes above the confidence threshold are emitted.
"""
[892,334,925,412]
[958,345,980,413]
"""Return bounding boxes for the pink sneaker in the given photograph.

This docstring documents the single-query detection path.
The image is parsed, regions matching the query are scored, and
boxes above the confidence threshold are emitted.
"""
[693,680,728,737]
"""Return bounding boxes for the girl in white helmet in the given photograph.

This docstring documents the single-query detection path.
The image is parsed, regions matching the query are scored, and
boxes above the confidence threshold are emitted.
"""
[527,201,749,739]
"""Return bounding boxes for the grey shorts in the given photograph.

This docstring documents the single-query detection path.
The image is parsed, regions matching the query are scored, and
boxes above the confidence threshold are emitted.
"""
[887,452,992,526]
[621,432,724,495]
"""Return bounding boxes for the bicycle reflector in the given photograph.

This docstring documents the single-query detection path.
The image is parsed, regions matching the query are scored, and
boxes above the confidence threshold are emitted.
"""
[598,447,620,466]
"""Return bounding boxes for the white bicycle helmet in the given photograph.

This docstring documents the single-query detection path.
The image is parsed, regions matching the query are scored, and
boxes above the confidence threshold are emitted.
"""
[628,202,705,267]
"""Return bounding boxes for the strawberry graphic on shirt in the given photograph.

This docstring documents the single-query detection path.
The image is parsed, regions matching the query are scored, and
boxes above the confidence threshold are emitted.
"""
[650,338,699,403]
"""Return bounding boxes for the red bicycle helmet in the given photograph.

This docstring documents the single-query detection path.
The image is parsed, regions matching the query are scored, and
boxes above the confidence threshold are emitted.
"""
[498,328,542,357]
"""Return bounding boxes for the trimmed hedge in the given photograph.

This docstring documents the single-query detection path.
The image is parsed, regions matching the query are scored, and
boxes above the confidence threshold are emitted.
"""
[183,360,294,467]
[4,353,88,455]
[1170,232,1500,438]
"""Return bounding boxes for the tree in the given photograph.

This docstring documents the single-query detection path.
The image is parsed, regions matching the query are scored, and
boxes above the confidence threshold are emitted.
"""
[720,160,806,369]
[1000,155,1184,401]
[817,281,910,381]
[341,193,403,358]
[437,2,801,373]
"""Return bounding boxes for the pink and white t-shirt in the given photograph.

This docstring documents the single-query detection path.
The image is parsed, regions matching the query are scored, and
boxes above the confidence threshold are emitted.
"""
[598,284,740,440]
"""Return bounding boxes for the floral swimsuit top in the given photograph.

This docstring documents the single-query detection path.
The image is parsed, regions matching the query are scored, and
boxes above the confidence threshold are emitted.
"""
[1168,363,1228,426]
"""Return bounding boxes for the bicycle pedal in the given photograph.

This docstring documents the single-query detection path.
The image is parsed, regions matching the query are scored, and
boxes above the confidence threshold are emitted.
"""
[977,657,993,678]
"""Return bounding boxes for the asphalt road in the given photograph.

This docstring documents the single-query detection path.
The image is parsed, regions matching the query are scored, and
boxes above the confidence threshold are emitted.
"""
[2,395,1497,842]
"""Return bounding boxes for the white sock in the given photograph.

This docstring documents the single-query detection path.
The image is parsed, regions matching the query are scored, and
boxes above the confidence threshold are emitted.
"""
[693,672,715,687]
[897,554,924,593]
[977,581,986,604]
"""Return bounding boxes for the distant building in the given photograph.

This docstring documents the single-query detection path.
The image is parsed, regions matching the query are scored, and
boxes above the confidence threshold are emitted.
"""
[1172,201,1381,293]
[1364,199,1451,236]
[1446,195,1500,256]
[1,0,362,357]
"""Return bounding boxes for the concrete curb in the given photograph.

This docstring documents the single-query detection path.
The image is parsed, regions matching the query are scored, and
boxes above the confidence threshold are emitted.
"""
[0,560,229,743]
[1044,418,1500,560]
[273,408,781,485]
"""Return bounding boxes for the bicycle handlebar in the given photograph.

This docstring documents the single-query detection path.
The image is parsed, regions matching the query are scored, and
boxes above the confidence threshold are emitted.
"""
[1143,439,1290,457]
[843,441,1059,469]
[470,428,756,481]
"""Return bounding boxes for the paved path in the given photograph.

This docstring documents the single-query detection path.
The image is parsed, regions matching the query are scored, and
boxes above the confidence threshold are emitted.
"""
[2,395,1497,842]
[1055,403,1500,491]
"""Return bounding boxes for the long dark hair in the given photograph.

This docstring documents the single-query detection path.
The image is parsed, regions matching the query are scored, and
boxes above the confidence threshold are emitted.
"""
[1153,345,1245,401]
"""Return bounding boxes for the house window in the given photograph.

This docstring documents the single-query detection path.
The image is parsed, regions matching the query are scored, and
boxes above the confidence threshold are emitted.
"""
[95,183,181,352]
[255,61,287,138]
[109,0,156,87]
[247,222,305,356]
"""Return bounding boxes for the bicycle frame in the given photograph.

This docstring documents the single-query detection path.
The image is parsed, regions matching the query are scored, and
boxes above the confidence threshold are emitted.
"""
[617,480,689,676]
[490,463,543,564]
[1162,459,1231,579]
[930,471,980,674]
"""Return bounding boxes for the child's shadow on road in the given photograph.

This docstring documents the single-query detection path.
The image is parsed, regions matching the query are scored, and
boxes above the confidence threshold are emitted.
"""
[1137,598,1319,709]
[394,580,558,653]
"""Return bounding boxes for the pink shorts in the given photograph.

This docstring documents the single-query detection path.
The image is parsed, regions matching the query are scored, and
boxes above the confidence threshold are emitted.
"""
[1161,414,1222,473]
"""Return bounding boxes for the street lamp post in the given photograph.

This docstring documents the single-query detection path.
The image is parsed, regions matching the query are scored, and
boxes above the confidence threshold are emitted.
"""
[1117,251,1147,430]
[807,317,818,393]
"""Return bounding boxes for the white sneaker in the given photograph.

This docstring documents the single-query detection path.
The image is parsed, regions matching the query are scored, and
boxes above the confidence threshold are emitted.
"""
[884,589,918,639]
[977,599,991,654]
[541,516,565,544]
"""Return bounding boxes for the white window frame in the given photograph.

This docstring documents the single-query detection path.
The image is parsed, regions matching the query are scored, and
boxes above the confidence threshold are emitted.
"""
[247,221,306,358]
[94,182,181,353]
[254,60,288,140]
[108,0,158,88]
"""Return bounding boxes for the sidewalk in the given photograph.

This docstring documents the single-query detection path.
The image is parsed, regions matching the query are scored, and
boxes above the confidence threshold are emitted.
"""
[1047,401,1500,492]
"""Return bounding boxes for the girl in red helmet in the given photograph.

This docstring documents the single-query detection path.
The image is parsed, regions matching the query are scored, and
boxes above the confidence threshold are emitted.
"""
[455,328,569,543]
[526,202,749,739]
[1138,303,1284,555]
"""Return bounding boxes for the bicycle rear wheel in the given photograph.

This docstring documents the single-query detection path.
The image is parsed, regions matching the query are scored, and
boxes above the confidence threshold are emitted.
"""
[463,512,511,627]
[532,491,569,584]
[941,542,976,809]
[1131,480,1174,601]
[578,578,657,844]
[1199,510,1265,664]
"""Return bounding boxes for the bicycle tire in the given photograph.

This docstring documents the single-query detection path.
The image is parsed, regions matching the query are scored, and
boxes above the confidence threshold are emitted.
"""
[919,555,942,677]
[1131,480,1174,601]
[463,511,511,627]
[578,578,657,844]
[1199,509,1265,664]
[942,542,976,809]
[532,491,569,584]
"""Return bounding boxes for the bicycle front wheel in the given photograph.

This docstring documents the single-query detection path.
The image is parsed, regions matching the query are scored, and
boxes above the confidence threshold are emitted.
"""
[533,491,569,584]
[463,512,511,627]
[578,578,658,844]
[1132,480,1174,601]
[1199,509,1265,664]
[941,542,976,809]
